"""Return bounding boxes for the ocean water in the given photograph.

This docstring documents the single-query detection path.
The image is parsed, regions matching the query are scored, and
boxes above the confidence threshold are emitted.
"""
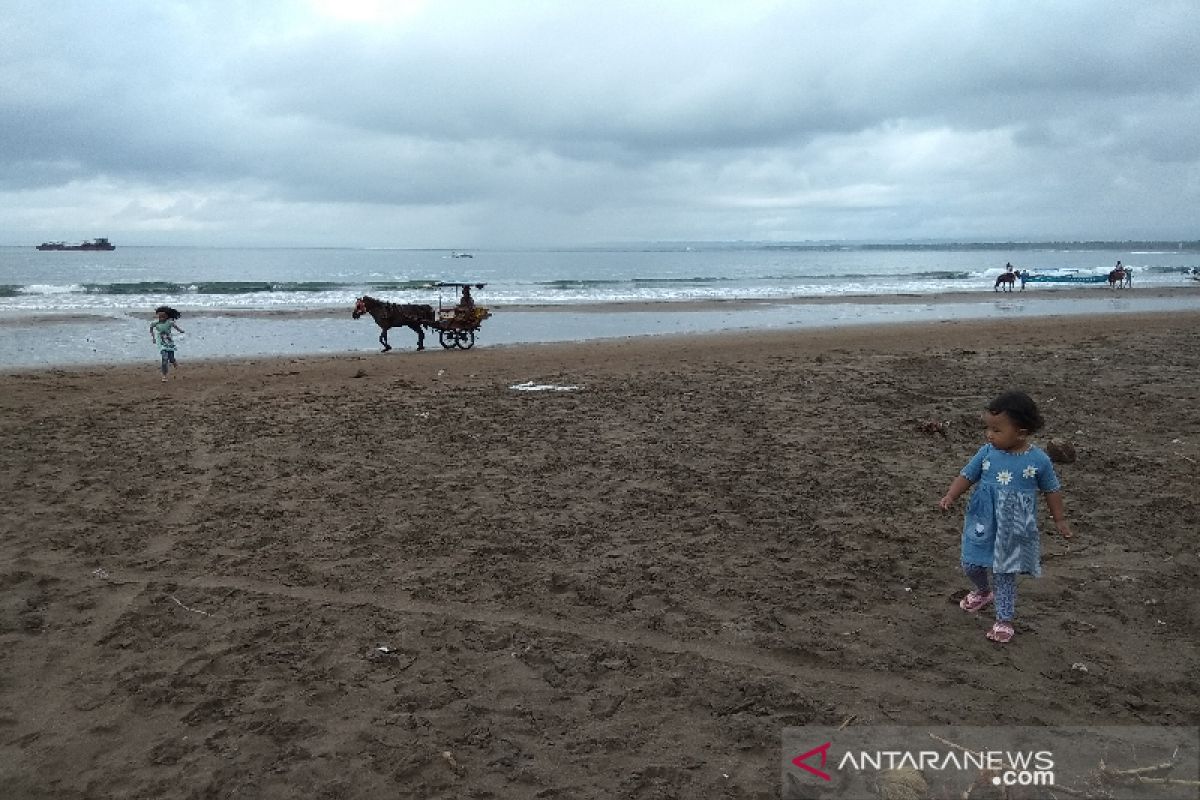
[2,244,1198,368]
[2,244,1198,313]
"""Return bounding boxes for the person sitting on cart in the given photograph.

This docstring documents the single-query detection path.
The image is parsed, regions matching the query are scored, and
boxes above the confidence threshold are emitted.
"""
[455,285,476,321]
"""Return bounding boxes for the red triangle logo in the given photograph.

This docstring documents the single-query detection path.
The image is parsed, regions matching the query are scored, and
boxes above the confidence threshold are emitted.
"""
[791,741,832,781]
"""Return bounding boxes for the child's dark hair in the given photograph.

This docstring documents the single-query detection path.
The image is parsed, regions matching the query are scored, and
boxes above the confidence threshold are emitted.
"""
[155,305,181,320]
[986,390,1044,432]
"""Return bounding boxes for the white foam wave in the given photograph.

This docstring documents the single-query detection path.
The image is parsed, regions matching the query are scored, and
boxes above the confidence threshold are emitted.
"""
[19,283,85,295]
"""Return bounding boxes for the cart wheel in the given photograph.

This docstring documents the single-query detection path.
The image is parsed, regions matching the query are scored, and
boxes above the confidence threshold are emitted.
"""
[456,331,476,350]
[438,330,456,349]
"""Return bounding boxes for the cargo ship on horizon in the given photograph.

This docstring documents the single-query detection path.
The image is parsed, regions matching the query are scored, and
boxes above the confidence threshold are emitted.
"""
[36,237,116,251]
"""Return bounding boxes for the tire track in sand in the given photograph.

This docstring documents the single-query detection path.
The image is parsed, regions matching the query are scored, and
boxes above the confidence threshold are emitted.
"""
[142,384,220,560]
[58,565,963,701]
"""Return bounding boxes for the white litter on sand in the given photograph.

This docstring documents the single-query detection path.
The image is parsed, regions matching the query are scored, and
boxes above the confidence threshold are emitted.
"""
[509,381,582,392]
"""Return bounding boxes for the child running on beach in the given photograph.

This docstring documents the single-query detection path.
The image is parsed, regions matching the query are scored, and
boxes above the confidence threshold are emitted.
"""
[150,306,185,381]
[938,390,1072,643]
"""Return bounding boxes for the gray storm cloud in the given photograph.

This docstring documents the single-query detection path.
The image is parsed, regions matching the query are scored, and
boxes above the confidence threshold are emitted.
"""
[2,0,1197,246]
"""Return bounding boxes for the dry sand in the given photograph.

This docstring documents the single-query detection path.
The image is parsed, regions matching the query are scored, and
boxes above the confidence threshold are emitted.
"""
[1,311,1198,798]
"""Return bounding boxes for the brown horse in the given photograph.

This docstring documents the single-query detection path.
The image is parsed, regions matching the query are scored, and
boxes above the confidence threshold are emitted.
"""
[352,296,435,352]
[1107,267,1126,288]
[994,272,1016,292]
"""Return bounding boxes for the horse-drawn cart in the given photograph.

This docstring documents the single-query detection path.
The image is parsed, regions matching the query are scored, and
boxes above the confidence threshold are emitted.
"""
[428,282,492,350]
[352,281,492,352]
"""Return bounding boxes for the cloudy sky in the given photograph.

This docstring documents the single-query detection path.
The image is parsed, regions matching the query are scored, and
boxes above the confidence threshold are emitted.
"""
[2,1,1197,247]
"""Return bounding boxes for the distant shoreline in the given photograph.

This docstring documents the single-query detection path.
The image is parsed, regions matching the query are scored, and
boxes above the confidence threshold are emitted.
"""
[4,239,1199,251]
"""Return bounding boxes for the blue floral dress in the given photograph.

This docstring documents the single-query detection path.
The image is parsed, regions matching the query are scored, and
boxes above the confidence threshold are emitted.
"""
[960,444,1061,576]
[151,319,177,352]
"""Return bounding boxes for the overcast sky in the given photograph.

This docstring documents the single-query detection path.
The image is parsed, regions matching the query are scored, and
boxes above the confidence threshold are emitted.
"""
[2,1,1197,247]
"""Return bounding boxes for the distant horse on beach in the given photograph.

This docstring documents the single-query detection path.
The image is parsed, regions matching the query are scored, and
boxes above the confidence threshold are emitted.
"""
[994,272,1016,292]
[1107,267,1126,289]
[352,296,435,352]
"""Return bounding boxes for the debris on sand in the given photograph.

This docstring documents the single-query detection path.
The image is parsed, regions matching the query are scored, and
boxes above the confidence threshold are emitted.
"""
[917,420,949,436]
[1046,438,1077,463]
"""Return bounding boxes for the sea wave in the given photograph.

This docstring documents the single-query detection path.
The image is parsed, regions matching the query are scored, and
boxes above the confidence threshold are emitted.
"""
[537,271,978,286]
[2,262,1196,314]
[16,283,89,295]
[1142,265,1198,274]
[909,270,974,280]
[630,276,730,284]
[14,280,442,296]
[756,270,976,280]
[535,279,627,288]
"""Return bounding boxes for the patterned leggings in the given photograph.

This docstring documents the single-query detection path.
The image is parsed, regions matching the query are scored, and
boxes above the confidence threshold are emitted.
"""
[962,562,1017,621]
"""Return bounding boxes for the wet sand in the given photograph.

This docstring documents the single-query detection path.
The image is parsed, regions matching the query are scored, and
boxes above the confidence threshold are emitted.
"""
[1,311,1197,798]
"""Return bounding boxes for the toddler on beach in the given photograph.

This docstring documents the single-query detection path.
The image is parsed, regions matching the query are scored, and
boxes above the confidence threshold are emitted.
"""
[938,390,1072,643]
[150,306,185,381]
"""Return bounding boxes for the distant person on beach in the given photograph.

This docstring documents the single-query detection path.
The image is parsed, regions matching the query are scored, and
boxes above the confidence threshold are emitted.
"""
[1109,260,1130,289]
[993,263,1017,292]
[150,306,184,382]
[938,390,1072,644]
[1018,270,1029,291]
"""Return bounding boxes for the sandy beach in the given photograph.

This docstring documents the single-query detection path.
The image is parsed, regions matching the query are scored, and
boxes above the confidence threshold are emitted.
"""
[1,311,1198,798]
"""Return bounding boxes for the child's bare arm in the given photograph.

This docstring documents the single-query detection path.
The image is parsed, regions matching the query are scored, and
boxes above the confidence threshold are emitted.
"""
[938,475,972,511]
[1045,491,1072,538]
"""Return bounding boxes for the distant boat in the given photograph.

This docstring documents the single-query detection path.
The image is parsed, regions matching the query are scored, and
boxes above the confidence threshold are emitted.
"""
[36,237,116,251]
[450,250,474,259]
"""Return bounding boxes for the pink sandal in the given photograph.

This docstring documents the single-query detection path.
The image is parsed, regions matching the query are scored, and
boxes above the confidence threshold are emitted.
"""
[986,621,1015,643]
[959,590,994,613]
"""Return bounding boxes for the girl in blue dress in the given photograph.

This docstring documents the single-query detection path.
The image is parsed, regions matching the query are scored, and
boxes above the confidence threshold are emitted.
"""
[938,391,1073,643]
